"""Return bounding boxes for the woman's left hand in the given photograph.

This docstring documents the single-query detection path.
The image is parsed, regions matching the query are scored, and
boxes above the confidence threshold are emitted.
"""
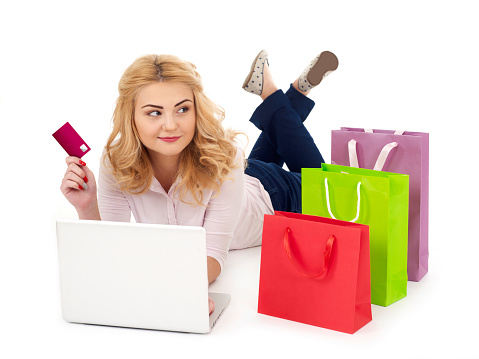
[209,296,215,315]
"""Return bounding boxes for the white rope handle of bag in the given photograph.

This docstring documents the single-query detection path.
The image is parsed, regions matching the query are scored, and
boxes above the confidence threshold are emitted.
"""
[348,139,399,171]
[324,178,362,223]
[364,129,405,135]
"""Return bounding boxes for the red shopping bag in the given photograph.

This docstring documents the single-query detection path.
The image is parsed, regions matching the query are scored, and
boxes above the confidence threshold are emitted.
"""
[258,211,371,334]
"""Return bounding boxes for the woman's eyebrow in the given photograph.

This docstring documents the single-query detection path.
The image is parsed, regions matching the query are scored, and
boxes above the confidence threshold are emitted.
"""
[141,99,192,109]
[175,99,193,107]
[141,104,163,109]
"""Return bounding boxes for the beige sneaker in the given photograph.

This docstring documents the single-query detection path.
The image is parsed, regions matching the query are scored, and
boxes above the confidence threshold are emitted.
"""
[298,51,338,92]
[242,49,269,95]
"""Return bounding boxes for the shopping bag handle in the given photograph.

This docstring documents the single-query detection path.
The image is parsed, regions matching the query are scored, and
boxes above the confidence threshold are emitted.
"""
[348,139,398,171]
[324,178,361,222]
[364,129,405,135]
[283,227,335,279]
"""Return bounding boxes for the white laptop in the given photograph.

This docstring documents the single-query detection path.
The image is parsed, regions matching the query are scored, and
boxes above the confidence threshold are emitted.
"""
[56,219,230,333]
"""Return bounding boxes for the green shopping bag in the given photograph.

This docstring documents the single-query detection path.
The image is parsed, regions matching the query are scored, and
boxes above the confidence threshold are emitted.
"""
[302,164,409,306]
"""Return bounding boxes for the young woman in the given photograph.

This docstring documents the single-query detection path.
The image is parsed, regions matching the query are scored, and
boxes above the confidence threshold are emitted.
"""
[60,50,338,313]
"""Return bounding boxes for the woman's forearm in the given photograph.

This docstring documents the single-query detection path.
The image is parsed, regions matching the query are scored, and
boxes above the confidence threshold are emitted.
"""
[77,200,101,221]
[207,256,221,284]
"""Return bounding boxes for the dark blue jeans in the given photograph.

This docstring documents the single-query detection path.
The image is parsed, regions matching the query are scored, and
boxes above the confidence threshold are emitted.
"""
[245,84,325,213]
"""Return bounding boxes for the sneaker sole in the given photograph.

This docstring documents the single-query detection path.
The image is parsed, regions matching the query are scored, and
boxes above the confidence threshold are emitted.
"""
[306,51,339,86]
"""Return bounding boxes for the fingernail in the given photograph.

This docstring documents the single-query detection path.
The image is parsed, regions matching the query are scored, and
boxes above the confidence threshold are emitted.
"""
[83,176,88,183]
[79,160,86,166]
[79,185,84,190]
[83,182,88,190]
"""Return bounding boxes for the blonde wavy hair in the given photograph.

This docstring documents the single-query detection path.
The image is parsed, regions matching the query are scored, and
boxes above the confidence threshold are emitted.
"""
[104,54,243,205]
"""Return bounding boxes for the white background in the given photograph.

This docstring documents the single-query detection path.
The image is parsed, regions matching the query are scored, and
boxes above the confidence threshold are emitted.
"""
[1,0,478,358]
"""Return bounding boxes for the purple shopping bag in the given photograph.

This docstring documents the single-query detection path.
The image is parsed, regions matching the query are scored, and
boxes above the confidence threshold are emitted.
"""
[331,128,429,282]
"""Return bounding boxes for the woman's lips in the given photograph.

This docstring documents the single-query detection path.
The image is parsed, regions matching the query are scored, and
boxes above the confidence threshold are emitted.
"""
[158,136,181,143]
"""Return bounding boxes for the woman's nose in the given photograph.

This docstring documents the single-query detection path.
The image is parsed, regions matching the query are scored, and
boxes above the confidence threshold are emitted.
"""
[162,114,178,131]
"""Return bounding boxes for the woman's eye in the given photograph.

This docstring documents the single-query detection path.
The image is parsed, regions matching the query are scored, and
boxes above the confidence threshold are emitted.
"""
[148,110,161,117]
[178,107,189,114]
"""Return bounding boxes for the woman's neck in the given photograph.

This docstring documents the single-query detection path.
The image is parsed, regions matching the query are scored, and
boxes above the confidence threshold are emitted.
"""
[148,150,180,193]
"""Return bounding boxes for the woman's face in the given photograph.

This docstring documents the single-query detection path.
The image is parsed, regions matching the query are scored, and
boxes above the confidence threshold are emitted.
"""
[134,81,196,164]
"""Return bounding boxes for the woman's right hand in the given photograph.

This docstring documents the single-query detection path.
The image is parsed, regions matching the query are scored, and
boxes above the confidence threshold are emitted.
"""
[60,156,100,219]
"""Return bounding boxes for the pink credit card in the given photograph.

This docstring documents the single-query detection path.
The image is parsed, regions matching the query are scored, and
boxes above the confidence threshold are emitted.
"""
[52,122,91,158]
